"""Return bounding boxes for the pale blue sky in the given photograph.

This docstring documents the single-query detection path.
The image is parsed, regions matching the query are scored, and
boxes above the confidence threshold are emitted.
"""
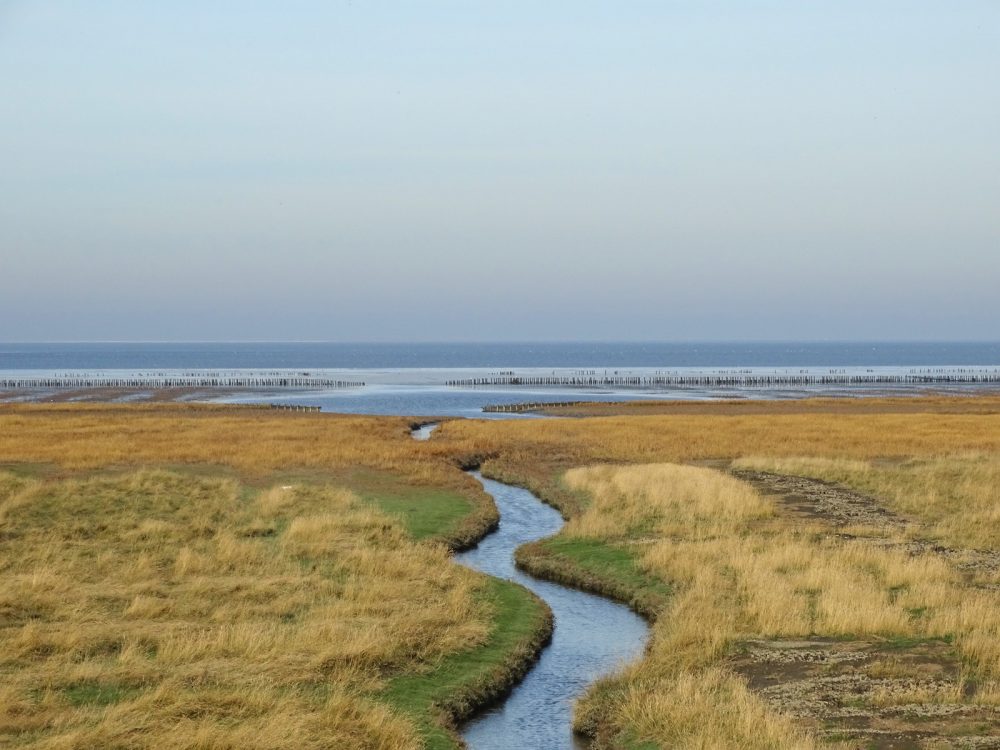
[1,1,998,341]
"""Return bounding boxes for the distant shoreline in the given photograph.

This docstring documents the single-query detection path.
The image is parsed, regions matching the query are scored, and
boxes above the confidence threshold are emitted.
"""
[6,383,1000,411]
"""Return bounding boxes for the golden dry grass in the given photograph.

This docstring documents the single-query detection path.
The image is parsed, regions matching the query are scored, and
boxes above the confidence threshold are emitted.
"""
[0,404,451,484]
[733,454,1000,549]
[556,462,1000,747]
[0,459,492,747]
[0,404,499,549]
[434,397,1000,745]
[611,668,817,750]
[433,405,1000,470]
[539,394,1000,418]
[8,398,1000,748]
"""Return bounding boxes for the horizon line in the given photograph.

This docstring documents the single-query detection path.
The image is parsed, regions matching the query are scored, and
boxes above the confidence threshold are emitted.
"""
[2,339,1000,346]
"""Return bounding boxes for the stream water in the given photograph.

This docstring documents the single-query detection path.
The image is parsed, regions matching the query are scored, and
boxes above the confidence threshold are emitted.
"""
[456,474,649,749]
[412,423,649,748]
[411,422,440,441]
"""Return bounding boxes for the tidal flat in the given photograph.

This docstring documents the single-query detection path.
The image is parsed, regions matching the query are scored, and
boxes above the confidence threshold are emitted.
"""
[3,398,1000,748]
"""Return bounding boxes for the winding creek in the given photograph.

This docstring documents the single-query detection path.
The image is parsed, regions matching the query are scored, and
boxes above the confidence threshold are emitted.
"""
[413,424,650,749]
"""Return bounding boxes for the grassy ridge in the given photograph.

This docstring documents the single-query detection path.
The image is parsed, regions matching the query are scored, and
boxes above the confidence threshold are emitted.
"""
[516,537,670,620]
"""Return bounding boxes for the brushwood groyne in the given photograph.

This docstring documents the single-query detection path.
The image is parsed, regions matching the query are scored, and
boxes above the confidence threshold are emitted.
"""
[449,370,1000,389]
[482,401,586,413]
[0,372,364,390]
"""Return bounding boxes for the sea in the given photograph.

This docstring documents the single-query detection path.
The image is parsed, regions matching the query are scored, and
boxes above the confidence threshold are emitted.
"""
[2,342,999,418]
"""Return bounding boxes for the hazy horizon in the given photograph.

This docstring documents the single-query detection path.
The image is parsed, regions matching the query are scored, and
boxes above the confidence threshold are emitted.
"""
[4,338,1000,345]
[2,2,998,342]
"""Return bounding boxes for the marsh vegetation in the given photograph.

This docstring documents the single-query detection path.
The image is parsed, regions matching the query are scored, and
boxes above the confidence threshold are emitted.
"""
[432,399,1000,747]
[3,398,1000,748]
[0,406,544,749]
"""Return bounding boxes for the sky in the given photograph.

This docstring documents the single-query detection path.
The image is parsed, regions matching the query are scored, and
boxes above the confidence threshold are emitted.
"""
[1,1,998,342]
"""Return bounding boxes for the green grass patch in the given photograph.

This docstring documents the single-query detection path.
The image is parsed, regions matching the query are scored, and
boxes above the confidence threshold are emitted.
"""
[62,681,140,707]
[619,735,659,750]
[881,634,955,650]
[0,462,58,479]
[259,467,478,544]
[367,488,472,542]
[537,536,672,611]
[381,577,550,750]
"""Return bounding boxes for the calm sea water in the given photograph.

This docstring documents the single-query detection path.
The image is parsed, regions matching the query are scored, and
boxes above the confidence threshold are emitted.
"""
[2,341,999,370]
[3,342,999,417]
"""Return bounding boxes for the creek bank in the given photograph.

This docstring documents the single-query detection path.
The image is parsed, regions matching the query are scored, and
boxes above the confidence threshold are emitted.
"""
[409,422,499,552]
[408,423,654,748]
[456,473,649,750]
[381,424,551,749]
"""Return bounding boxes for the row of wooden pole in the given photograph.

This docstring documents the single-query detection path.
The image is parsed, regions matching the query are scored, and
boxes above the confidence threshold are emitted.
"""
[482,401,585,413]
[449,373,1000,388]
[0,377,364,389]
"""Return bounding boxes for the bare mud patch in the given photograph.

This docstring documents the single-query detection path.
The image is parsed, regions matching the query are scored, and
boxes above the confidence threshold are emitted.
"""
[723,469,1000,746]
[730,638,1000,749]
[731,470,908,530]
[732,469,1000,579]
